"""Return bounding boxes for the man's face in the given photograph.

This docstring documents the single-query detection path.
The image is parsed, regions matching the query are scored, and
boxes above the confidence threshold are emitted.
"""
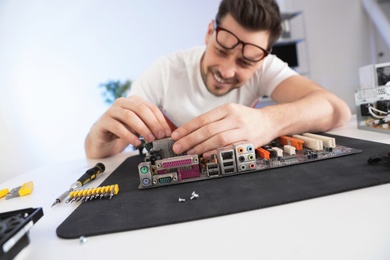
[201,14,270,96]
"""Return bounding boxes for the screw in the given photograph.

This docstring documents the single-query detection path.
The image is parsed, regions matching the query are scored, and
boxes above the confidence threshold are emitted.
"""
[178,198,186,202]
[79,236,88,245]
[190,191,199,200]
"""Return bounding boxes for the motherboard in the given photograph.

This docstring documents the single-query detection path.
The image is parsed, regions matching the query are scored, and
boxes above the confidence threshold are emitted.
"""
[137,133,361,189]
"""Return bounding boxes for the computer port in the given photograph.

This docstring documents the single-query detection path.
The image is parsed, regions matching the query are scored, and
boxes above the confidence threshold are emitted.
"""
[223,161,234,167]
[247,145,254,152]
[239,156,245,162]
[161,158,192,168]
[207,163,218,169]
[156,155,198,169]
[152,173,178,186]
[208,170,219,177]
[158,176,173,184]
[248,154,255,161]
[223,168,235,174]
[138,162,152,188]
[142,178,151,186]
[140,166,149,174]
[237,147,244,154]
[221,151,233,160]
[206,162,219,177]
[237,161,256,172]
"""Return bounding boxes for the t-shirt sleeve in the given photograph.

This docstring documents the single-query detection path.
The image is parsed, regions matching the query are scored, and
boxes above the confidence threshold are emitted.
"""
[259,54,298,97]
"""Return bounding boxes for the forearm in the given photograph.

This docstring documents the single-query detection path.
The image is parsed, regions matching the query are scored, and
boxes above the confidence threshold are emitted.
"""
[262,89,351,139]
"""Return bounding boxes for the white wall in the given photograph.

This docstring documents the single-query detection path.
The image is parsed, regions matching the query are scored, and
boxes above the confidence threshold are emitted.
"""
[0,0,220,182]
[0,0,375,183]
[281,0,373,113]
[370,0,390,64]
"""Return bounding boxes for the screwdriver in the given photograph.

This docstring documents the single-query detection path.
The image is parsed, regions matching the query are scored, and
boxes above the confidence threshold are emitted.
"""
[51,163,105,207]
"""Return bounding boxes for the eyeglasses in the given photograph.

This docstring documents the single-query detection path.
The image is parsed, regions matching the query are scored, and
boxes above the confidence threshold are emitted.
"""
[214,24,270,62]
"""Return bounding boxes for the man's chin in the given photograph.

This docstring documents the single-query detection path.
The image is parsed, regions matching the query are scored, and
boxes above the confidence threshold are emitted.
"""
[207,84,239,96]
[207,87,229,97]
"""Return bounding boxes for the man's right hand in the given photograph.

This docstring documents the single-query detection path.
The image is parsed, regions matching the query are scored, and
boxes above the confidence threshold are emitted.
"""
[85,95,172,158]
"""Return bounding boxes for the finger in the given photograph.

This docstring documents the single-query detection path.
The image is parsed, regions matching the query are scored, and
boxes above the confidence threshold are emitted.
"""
[110,103,157,143]
[115,97,171,141]
[128,97,172,137]
[172,118,235,154]
[171,106,227,140]
[98,114,142,147]
[186,128,248,156]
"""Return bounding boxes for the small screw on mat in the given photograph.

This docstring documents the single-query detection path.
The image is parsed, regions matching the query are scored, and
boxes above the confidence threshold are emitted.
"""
[178,198,186,202]
[190,191,199,200]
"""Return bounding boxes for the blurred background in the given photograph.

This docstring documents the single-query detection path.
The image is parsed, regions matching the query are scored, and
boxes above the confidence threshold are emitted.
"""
[0,0,389,182]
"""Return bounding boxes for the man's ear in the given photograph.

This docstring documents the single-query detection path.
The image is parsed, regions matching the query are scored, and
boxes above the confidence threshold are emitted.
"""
[205,19,215,45]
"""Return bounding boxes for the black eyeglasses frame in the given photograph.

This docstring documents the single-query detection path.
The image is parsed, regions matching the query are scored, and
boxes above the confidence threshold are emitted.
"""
[214,23,271,62]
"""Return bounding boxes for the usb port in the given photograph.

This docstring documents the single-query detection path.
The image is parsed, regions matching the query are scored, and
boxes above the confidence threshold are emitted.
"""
[223,161,234,167]
[223,168,235,174]
[207,163,218,169]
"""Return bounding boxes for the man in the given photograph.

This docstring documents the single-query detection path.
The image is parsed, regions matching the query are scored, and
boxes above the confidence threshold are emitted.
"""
[85,0,351,159]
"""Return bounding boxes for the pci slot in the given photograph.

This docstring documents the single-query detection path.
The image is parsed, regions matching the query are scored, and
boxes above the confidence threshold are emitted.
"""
[292,134,323,150]
[302,133,336,148]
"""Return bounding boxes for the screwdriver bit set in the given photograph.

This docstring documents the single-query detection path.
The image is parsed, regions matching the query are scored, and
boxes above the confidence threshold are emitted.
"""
[65,184,119,204]
[51,163,106,207]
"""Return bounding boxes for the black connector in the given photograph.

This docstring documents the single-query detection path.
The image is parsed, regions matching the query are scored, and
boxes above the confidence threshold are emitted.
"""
[376,100,390,113]
[360,103,372,117]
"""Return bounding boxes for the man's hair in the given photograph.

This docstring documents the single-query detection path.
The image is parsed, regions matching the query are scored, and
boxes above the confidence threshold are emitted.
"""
[215,0,282,50]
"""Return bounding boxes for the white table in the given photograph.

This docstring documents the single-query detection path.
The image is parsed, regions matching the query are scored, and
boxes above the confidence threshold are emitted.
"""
[2,115,390,260]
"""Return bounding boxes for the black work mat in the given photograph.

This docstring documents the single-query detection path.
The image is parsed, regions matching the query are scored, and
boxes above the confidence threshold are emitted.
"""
[56,134,390,239]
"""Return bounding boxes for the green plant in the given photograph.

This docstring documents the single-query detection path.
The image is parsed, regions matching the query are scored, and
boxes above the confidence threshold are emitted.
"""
[99,79,132,104]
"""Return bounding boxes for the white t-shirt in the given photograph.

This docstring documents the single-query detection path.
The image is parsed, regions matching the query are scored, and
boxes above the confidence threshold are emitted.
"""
[130,46,297,127]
